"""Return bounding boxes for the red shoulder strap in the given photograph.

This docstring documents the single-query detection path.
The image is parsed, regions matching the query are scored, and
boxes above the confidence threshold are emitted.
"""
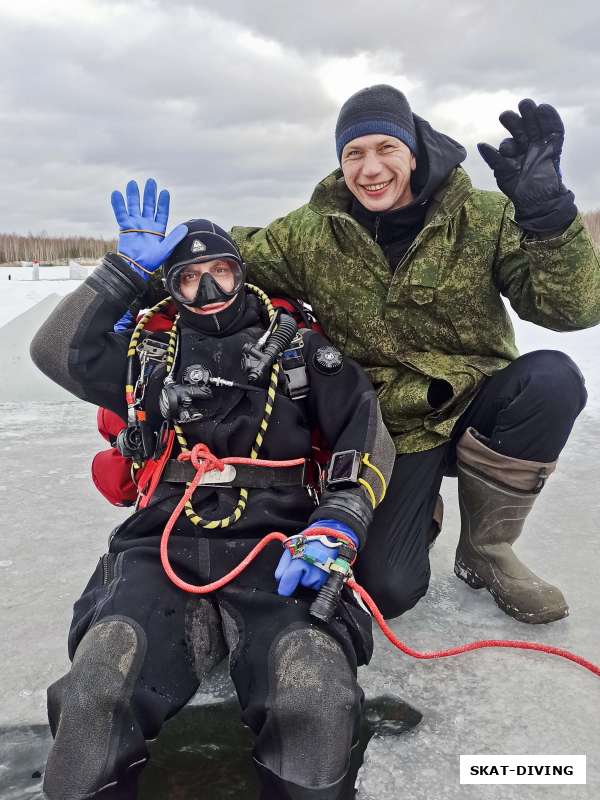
[138,302,177,332]
[270,296,324,334]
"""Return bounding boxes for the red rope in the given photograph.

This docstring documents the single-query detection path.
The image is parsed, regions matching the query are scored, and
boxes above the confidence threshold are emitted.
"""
[159,443,600,679]
[346,579,600,678]
[159,443,305,594]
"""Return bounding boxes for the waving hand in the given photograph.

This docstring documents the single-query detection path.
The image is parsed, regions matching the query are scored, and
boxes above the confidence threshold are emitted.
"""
[111,178,187,280]
[478,99,576,234]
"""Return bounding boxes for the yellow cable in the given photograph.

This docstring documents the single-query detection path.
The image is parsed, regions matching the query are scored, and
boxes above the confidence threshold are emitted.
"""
[164,283,280,530]
[358,478,377,509]
[361,453,387,504]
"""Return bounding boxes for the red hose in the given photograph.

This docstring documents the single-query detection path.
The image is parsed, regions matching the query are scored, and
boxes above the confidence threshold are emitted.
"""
[159,444,600,679]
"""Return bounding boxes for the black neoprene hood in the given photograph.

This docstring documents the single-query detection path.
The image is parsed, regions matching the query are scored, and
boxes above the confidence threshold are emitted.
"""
[164,219,244,276]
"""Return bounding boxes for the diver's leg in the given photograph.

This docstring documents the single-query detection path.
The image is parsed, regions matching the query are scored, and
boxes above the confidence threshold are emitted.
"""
[44,547,225,799]
[218,585,371,799]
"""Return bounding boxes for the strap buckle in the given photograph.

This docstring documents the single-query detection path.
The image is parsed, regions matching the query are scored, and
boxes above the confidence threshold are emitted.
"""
[197,464,237,486]
[137,337,168,362]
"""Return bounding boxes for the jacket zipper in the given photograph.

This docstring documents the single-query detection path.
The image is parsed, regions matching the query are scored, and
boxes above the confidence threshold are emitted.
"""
[101,553,115,585]
[394,232,427,274]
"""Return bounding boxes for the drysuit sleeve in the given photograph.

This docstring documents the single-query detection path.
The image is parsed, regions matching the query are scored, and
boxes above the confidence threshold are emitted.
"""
[301,331,396,549]
[30,254,149,419]
[494,203,600,331]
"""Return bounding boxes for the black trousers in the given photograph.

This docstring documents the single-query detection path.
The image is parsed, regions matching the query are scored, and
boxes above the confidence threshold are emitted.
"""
[355,350,588,619]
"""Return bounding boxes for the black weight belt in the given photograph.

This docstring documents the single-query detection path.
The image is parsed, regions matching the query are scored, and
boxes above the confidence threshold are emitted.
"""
[161,459,307,489]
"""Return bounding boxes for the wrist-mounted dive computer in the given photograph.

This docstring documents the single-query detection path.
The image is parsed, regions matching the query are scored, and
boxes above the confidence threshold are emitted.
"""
[326,449,362,490]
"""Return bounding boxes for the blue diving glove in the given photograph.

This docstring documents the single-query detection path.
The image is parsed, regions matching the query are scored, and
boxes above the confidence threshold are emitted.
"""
[110,178,188,280]
[275,519,359,597]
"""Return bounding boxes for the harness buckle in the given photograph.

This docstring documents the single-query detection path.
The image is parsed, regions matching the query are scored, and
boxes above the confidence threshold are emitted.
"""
[136,337,169,361]
[281,331,310,400]
[196,464,237,486]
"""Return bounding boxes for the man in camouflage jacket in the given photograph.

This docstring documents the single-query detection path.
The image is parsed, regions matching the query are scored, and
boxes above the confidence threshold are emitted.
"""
[231,85,599,624]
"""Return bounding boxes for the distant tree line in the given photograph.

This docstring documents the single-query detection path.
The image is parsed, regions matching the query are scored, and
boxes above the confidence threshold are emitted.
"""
[1,211,599,265]
[0,233,117,264]
[583,210,600,245]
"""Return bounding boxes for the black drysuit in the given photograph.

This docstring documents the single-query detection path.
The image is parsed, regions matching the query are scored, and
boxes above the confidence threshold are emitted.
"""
[30,255,396,800]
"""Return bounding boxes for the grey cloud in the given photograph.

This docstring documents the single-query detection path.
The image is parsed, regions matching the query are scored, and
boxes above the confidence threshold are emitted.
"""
[166,0,600,89]
[0,6,337,234]
[1,1,599,237]
[174,0,600,154]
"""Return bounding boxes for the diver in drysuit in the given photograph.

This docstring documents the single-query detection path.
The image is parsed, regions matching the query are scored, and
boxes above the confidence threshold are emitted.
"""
[30,179,396,800]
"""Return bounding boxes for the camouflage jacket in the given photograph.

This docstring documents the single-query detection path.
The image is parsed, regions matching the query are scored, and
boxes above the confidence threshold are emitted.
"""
[232,167,600,453]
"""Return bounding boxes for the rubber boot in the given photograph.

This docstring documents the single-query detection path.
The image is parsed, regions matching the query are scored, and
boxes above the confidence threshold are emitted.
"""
[454,427,567,624]
[43,618,148,800]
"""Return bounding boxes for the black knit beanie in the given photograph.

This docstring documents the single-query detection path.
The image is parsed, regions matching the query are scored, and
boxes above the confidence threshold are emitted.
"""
[335,84,418,161]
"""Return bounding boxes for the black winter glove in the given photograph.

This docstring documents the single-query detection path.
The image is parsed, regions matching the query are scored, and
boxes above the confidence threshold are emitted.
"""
[478,99,577,234]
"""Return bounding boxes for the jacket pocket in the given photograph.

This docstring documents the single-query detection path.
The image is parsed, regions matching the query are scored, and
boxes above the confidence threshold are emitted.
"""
[410,285,435,305]
[408,259,439,305]
[388,258,464,353]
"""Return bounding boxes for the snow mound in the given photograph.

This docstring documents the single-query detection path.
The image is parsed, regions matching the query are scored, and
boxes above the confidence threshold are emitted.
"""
[0,294,73,402]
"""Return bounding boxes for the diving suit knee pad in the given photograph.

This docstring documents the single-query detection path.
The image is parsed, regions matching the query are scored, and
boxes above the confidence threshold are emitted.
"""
[257,626,361,788]
[44,616,147,799]
[254,757,357,800]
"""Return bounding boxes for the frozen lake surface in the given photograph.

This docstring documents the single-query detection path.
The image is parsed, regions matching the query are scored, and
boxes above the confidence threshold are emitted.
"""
[0,277,599,798]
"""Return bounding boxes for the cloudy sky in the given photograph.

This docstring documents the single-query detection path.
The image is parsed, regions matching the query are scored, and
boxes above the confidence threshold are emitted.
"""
[1,0,599,237]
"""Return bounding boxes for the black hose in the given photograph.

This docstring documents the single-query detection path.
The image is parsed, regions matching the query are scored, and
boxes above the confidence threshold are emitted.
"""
[247,314,298,383]
[262,314,298,362]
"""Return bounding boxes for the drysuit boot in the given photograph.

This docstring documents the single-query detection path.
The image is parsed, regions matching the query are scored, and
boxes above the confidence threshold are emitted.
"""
[454,427,567,624]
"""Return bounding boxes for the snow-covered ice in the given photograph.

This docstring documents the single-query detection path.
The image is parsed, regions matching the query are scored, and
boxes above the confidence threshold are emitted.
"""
[0,264,95,329]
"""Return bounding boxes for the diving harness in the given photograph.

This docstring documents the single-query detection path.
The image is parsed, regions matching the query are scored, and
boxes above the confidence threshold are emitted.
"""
[119,284,358,621]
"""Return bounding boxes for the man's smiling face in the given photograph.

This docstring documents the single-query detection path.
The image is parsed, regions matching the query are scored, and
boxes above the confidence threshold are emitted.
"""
[341,134,416,212]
